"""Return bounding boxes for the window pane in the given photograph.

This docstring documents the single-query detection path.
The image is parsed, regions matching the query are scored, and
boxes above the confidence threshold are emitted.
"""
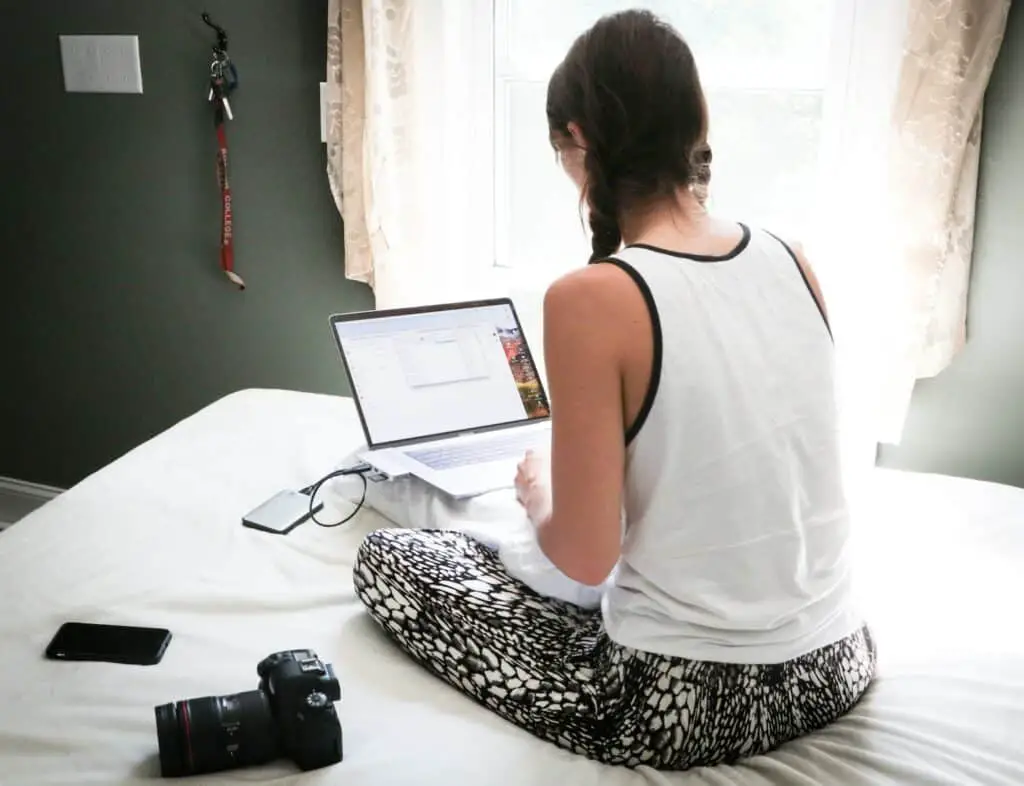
[497,79,591,270]
[704,88,825,237]
[498,0,833,89]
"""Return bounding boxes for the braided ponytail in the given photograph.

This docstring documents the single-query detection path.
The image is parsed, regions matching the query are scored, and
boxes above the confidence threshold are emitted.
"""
[585,155,622,263]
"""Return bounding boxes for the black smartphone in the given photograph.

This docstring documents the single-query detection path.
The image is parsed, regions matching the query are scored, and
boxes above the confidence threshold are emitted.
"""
[44,622,172,666]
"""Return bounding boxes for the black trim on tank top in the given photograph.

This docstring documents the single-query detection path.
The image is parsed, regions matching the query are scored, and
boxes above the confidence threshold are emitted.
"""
[594,257,663,445]
[765,230,833,343]
[625,222,751,262]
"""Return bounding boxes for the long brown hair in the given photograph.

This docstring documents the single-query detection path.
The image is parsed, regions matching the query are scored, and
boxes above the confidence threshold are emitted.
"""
[546,10,711,263]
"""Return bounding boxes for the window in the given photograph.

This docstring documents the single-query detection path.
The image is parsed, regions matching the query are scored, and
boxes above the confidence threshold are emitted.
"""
[492,0,836,275]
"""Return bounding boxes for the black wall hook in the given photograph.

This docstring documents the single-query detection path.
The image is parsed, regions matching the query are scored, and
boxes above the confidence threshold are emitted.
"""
[201,12,228,54]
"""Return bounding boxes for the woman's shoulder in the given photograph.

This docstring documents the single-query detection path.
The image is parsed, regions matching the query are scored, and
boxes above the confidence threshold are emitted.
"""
[543,262,650,345]
[544,261,642,315]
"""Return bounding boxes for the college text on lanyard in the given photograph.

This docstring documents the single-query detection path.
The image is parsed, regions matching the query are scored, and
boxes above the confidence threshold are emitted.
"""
[204,13,244,289]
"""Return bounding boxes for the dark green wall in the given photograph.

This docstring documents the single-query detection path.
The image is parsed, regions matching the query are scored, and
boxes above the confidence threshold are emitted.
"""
[878,1,1024,488]
[0,1,372,488]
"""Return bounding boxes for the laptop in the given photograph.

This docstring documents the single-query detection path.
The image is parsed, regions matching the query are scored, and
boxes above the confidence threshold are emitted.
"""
[329,298,552,499]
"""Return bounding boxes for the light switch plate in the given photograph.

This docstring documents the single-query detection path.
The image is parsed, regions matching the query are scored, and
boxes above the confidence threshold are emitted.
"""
[59,35,143,94]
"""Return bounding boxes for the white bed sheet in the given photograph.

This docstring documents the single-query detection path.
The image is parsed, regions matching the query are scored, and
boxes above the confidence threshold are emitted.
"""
[0,388,1022,785]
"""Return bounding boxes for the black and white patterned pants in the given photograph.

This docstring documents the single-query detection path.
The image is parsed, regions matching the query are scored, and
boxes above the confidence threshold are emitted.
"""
[353,528,877,770]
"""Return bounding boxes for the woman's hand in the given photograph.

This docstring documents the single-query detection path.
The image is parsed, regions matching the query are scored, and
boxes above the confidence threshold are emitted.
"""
[514,450,552,526]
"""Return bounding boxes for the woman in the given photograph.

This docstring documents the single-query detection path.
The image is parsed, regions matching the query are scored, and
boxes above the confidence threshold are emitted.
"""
[354,9,875,770]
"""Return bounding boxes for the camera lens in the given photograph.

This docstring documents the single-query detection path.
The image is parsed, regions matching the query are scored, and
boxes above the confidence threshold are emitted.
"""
[154,690,278,777]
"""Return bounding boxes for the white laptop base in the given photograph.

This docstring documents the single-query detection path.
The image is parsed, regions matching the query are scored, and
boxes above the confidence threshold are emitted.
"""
[357,421,550,499]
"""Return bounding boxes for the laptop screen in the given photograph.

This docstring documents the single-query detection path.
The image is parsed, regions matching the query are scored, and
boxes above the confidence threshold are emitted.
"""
[332,301,550,446]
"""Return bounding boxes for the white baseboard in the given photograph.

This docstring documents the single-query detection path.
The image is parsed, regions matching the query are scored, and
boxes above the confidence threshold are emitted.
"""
[0,476,63,525]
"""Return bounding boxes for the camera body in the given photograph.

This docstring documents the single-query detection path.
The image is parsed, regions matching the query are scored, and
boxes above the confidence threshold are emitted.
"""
[154,648,342,778]
[257,649,343,771]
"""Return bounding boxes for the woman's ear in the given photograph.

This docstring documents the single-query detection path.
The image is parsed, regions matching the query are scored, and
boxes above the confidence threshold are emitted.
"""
[567,121,587,150]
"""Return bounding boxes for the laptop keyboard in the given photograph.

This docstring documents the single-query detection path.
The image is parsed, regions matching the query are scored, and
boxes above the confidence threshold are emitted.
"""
[408,431,545,471]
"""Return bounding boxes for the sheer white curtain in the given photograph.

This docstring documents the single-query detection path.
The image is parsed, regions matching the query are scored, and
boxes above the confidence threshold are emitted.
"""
[882,0,1011,435]
[326,0,494,310]
[811,0,1010,477]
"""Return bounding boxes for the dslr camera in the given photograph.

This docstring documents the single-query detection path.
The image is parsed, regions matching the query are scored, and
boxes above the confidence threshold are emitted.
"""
[154,649,343,777]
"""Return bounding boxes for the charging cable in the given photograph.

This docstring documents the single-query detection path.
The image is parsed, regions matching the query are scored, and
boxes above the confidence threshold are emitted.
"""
[300,463,372,528]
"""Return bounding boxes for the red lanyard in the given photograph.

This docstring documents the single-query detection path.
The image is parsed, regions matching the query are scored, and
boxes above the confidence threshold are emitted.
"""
[205,14,244,289]
[214,118,243,288]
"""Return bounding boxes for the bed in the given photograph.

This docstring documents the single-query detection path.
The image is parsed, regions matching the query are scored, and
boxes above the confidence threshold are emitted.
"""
[0,388,1022,785]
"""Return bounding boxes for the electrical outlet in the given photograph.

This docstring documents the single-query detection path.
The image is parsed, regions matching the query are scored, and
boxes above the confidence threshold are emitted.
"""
[320,82,328,143]
[59,35,143,94]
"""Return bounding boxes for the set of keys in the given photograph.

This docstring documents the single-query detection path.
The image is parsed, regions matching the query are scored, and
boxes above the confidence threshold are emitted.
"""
[208,56,237,121]
[202,13,236,123]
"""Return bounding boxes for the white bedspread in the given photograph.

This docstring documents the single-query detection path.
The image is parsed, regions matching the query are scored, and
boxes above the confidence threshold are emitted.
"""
[1,389,1022,785]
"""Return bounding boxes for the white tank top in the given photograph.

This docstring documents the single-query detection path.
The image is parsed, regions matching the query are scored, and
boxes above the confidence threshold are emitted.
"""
[600,225,862,665]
